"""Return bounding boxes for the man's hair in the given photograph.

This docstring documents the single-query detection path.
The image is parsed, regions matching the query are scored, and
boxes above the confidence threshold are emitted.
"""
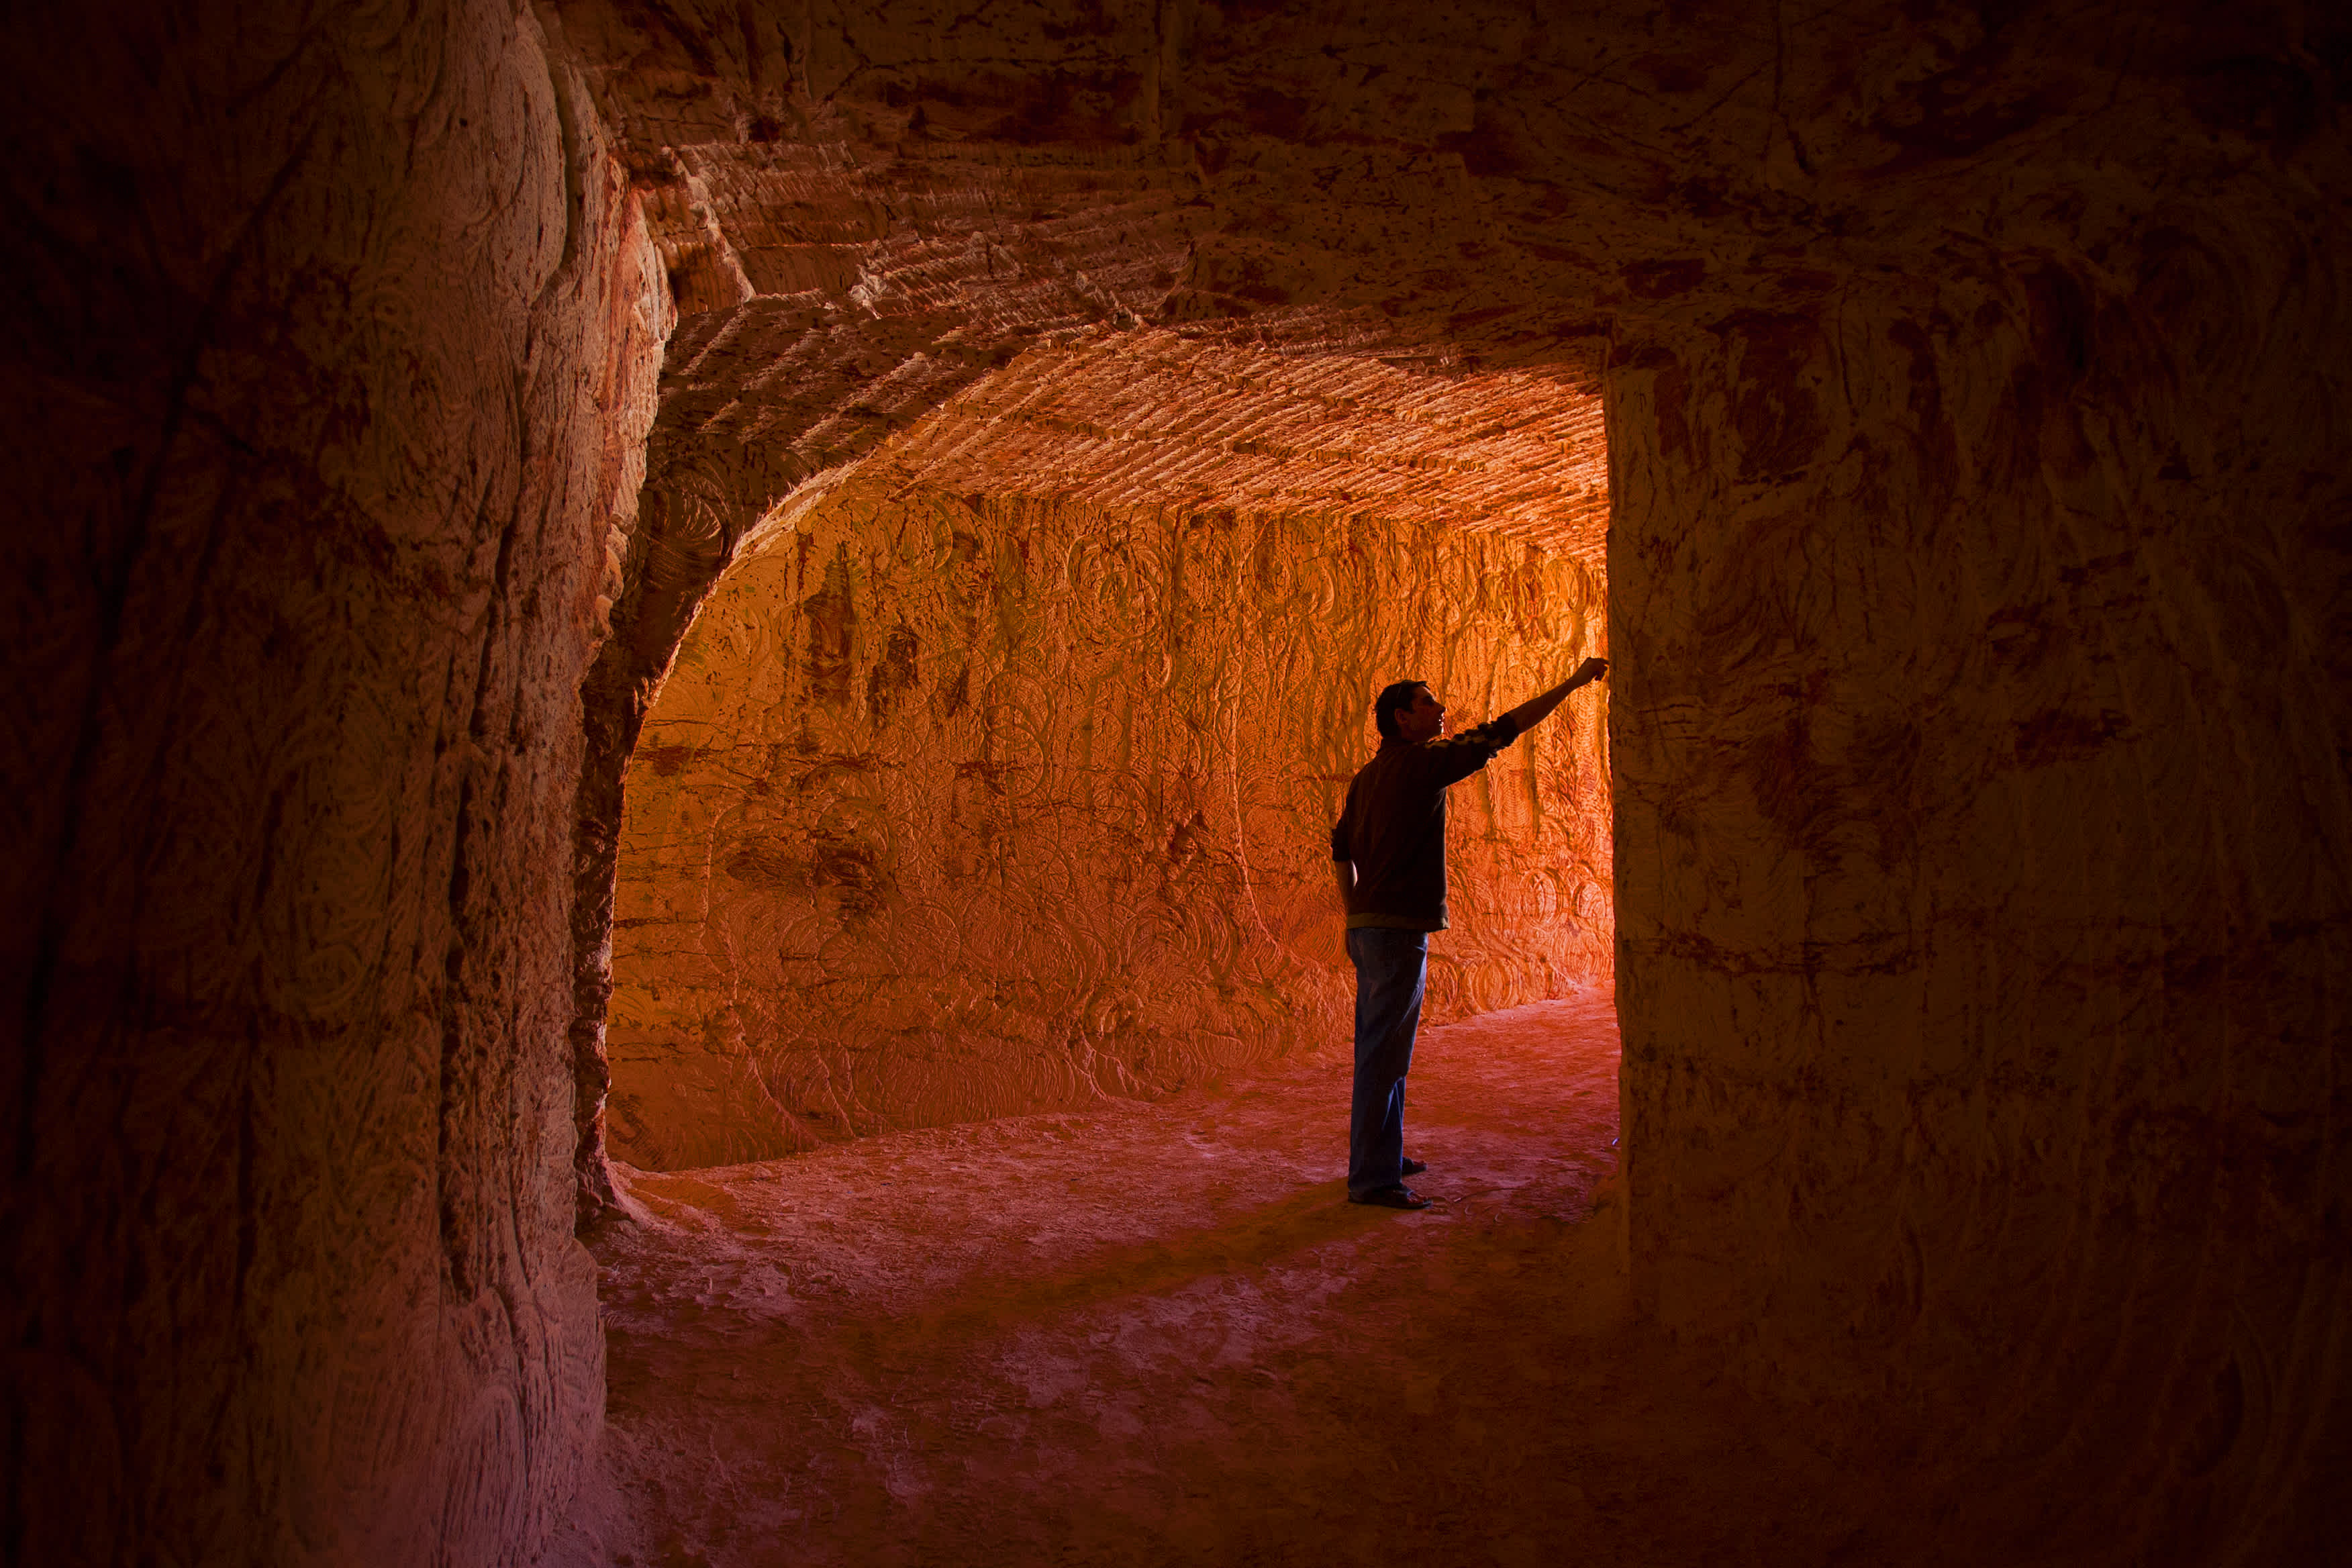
[1373,680,1428,741]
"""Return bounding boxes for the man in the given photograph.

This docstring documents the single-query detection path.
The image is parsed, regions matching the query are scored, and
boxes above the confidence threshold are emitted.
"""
[1330,660,1609,1208]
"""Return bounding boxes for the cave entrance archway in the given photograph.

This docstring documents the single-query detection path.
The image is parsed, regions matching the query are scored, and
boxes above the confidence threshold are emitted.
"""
[601,331,1614,1174]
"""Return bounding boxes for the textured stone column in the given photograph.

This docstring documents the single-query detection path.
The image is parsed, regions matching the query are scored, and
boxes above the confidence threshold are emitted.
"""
[0,2,665,1561]
[1611,242,2351,1547]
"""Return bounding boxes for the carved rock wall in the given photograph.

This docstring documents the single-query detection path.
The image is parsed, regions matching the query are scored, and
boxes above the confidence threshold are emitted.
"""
[1611,253,2352,1549]
[7,0,2348,1561]
[552,0,2351,1552]
[1,2,668,1562]
[607,463,1609,1168]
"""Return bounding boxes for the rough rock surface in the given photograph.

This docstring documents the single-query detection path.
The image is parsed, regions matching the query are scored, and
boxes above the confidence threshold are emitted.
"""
[3,2,667,1561]
[561,992,2239,1565]
[567,996,1668,1567]
[857,328,1612,558]
[7,0,2349,1563]
[546,6,2351,1553]
[1613,266,2352,1532]
[605,439,1609,1168]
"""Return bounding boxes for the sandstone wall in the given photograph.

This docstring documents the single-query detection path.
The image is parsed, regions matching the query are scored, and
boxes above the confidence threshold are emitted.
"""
[607,470,1610,1169]
[1,3,667,1562]
[1610,253,2352,1551]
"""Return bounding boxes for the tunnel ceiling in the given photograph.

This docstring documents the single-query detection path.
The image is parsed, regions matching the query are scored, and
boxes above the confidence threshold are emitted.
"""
[549,0,2235,569]
[860,331,1608,559]
[548,0,2262,587]
[550,0,2020,522]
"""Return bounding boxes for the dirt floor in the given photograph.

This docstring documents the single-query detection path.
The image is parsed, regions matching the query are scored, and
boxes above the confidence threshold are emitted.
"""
[550,993,1909,1567]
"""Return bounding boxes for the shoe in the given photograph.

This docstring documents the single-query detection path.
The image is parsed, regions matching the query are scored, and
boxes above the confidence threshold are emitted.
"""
[1400,1157,1427,1177]
[1349,1185,1430,1210]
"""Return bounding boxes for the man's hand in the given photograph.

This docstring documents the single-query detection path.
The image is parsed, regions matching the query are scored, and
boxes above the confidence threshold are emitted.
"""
[1571,656,1608,687]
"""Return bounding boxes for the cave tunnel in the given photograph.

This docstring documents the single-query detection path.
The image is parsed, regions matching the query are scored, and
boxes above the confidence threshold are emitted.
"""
[605,338,1614,1169]
[5,2,2347,1565]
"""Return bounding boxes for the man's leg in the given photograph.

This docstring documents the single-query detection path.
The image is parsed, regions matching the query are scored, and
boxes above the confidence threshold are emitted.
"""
[1346,927,1428,1197]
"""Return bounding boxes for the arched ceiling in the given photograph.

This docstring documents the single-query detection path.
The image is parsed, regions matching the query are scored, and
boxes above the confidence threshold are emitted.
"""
[872,329,1609,559]
[548,0,2228,560]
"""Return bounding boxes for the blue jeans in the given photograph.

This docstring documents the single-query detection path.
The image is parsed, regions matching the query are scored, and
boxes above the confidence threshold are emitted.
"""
[1346,927,1428,1197]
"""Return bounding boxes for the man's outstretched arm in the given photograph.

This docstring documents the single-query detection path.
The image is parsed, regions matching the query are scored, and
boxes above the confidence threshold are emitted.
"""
[1499,657,1608,737]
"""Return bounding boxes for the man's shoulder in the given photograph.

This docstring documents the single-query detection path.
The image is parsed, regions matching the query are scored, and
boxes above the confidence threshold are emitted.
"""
[1339,744,1414,799]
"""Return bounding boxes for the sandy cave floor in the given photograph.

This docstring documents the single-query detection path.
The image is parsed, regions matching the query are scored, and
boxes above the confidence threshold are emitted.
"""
[552,995,1922,1567]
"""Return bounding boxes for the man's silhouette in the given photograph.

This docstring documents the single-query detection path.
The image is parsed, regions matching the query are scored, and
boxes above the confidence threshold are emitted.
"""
[1329,660,1608,1208]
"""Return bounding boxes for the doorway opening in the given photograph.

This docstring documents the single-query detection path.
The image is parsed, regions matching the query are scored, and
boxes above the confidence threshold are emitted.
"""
[601,330,1612,1172]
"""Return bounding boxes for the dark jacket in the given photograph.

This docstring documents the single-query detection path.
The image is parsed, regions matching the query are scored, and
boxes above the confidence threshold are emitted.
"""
[1329,716,1520,932]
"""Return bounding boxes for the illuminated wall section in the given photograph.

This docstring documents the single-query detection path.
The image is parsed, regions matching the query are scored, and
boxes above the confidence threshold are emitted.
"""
[606,462,1608,1170]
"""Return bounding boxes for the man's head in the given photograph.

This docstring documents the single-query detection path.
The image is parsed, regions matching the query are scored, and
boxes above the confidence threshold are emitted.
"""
[1373,680,1447,743]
